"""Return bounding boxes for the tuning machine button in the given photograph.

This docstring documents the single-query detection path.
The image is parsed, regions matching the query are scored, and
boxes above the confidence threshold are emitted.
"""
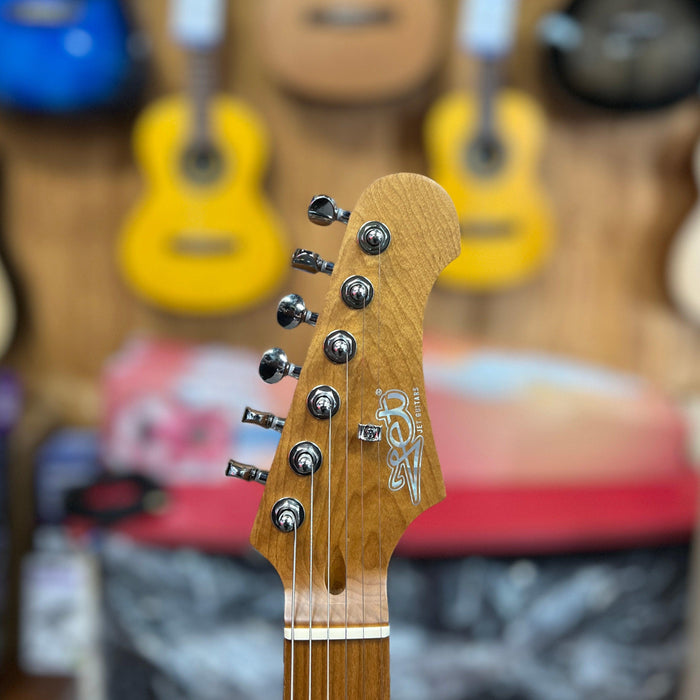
[277,294,318,329]
[242,406,285,432]
[291,249,334,275]
[226,459,269,484]
[308,195,351,226]
[259,348,302,384]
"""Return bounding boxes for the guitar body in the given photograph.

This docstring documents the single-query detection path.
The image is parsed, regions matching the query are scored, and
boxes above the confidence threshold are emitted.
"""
[0,0,141,113]
[667,142,700,326]
[425,89,555,291]
[118,94,288,315]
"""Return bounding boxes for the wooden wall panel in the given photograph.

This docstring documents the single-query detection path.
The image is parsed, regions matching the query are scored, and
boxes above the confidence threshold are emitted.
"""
[0,0,696,426]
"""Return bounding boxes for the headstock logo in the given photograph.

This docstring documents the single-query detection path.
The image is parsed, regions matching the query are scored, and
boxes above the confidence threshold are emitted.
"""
[376,389,424,505]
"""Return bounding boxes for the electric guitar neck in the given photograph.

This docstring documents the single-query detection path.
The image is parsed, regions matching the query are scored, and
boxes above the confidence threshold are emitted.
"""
[228,173,460,698]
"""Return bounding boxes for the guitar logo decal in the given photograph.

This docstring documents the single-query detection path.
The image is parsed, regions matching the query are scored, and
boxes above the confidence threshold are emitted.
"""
[376,388,424,505]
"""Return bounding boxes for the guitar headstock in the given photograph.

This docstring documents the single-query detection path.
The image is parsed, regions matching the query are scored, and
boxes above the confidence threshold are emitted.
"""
[230,173,459,633]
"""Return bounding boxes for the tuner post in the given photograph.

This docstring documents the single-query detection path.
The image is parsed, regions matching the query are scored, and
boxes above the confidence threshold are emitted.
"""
[307,385,341,419]
[324,330,357,364]
[341,275,374,309]
[271,497,305,532]
[289,441,323,476]
[357,220,391,255]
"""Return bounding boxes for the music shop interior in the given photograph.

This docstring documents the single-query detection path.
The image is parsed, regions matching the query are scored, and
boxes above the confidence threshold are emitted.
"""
[2,0,700,698]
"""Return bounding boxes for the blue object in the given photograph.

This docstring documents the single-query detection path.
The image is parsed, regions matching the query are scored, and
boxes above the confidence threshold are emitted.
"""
[35,428,100,523]
[0,0,144,113]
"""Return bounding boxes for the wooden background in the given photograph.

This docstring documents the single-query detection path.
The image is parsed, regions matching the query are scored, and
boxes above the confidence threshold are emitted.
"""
[0,0,698,428]
[2,0,700,684]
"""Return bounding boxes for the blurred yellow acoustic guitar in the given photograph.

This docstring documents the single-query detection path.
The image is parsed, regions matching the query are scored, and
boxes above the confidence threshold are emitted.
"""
[118,0,287,315]
[425,0,554,291]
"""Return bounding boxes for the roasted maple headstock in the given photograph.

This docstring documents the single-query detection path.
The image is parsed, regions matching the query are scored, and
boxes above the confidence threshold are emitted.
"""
[231,172,459,637]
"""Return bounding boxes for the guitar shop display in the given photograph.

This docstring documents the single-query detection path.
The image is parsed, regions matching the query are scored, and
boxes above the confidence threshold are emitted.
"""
[258,0,446,103]
[667,141,700,327]
[228,173,460,697]
[539,0,700,111]
[425,0,554,291]
[118,0,287,315]
[0,0,144,113]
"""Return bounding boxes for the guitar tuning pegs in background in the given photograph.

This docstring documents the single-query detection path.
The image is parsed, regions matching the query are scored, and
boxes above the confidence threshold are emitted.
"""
[291,249,334,275]
[276,293,318,329]
[258,347,301,384]
[226,459,268,484]
[307,194,351,226]
[242,406,286,432]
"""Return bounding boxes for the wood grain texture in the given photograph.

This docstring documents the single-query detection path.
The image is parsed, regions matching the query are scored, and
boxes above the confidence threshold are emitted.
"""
[0,0,696,424]
[251,173,460,622]
[250,173,459,698]
[283,638,389,699]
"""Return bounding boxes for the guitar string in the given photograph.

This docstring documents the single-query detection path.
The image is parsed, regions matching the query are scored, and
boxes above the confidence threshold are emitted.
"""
[344,354,349,700]
[327,411,332,700]
[360,294,367,700]
[376,248,384,697]
[290,522,298,700]
[308,431,315,700]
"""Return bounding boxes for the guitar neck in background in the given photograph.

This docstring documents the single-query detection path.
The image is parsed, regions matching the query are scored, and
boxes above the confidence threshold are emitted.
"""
[459,0,520,144]
[169,0,225,145]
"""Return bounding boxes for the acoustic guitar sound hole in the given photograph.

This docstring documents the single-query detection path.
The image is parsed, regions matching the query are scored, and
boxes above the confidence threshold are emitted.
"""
[466,136,506,177]
[181,143,224,185]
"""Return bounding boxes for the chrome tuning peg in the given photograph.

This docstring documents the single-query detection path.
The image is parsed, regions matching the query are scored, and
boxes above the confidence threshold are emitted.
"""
[242,406,285,432]
[291,249,334,275]
[259,347,302,384]
[308,195,351,226]
[226,459,268,484]
[277,293,318,329]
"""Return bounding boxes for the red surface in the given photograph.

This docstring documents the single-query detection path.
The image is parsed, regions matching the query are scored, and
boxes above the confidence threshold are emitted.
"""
[74,470,699,556]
